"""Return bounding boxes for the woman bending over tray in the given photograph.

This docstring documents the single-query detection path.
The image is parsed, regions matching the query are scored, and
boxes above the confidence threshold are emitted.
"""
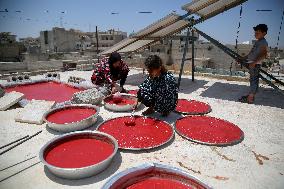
[137,55,178,117]
[91,52,129,93]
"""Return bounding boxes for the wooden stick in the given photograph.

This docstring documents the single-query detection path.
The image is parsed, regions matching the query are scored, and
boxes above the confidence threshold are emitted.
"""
[0,131,42,156]
[0,135,29,150]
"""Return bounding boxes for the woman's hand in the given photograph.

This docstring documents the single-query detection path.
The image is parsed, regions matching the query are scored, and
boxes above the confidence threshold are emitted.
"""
[111,87,118,94]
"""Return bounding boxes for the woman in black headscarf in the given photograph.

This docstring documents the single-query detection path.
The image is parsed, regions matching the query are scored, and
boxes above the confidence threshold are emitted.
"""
[91,52,129,93]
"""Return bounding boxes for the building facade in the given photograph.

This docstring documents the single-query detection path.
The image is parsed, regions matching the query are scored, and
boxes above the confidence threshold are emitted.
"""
[40,28,127,54]
[40,27,82,53]
[91,29,127,52]
[0,32,26,62]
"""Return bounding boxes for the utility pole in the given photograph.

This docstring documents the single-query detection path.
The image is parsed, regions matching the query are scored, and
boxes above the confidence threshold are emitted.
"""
[96,26,99,63]
[191,29,195,82]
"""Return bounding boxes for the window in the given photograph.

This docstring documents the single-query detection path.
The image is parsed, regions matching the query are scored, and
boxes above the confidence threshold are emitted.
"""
[44,31,48,44]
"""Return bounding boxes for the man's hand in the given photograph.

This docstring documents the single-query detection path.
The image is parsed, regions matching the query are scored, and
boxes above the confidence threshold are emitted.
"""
[237,56,245,65]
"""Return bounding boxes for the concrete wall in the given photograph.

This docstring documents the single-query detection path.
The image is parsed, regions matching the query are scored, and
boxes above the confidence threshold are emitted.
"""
[0,60,63,74]
[0,62,28,73]
[27,60,63,71]
[40,28,80,53]
[23,53,49,62]
[0,43,26,62]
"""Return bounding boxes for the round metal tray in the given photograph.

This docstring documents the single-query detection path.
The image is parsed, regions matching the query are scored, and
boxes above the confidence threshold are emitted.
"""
[43,104,100,133]
[3,79,87,107]
[175,116,244,146]
[175,99,212,115]
[103,94,140,112]
[39,131,118,179]
[96,115,174,150]
[101,162,212,189]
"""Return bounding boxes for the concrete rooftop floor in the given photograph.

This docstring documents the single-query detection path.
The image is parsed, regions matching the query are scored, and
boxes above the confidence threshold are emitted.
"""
[0,69,283,189]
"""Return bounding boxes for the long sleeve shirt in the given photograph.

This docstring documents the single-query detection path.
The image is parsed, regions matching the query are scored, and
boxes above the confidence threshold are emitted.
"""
[91,57,129,87]
[138,71,178,113]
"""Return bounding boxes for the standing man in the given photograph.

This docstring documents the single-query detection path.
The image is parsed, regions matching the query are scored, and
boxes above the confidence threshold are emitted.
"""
[239,24,268,104]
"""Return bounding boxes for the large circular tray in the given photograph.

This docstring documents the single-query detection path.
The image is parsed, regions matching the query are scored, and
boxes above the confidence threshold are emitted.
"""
[4,80,84,103]
[175,99,211,115]
[175,116,244,146]
[97,116,174,150]
[43,104,99,132]
[101,163,212,189]
[103,94,140,112]
[39,131,118,179]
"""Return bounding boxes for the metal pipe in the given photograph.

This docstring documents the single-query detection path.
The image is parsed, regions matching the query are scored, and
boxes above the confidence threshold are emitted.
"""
[96,26,99,63]
[0,131,42,156]
[191,29,195,81]
[0,135,29,150]
[177,27,190,88]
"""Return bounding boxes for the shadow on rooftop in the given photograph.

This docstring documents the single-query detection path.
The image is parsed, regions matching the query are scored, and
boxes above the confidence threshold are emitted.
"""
[200,82,284,109]
[125,73,209,94]
[176,77,208,94]
[125,73,146,86]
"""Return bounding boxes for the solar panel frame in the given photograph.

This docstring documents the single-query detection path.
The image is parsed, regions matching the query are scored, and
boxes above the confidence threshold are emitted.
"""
[130,13,181,38]
[197,0,241,18]
[182,0,220,14]
[117,40,155,53]
[101,0,245,55]
[100,38,136,55]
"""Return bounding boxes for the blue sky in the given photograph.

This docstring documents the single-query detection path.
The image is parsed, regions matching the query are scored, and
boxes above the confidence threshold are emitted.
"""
[0,0,283,48]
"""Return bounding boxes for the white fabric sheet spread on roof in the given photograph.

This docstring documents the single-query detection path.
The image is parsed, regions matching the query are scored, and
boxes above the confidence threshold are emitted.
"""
[182,0,243,18]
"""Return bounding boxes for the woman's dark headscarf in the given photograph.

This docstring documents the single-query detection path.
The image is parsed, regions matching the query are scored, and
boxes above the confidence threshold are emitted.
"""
[108,52,122,75]
[109,52,121,65]
[144,55,167,74]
